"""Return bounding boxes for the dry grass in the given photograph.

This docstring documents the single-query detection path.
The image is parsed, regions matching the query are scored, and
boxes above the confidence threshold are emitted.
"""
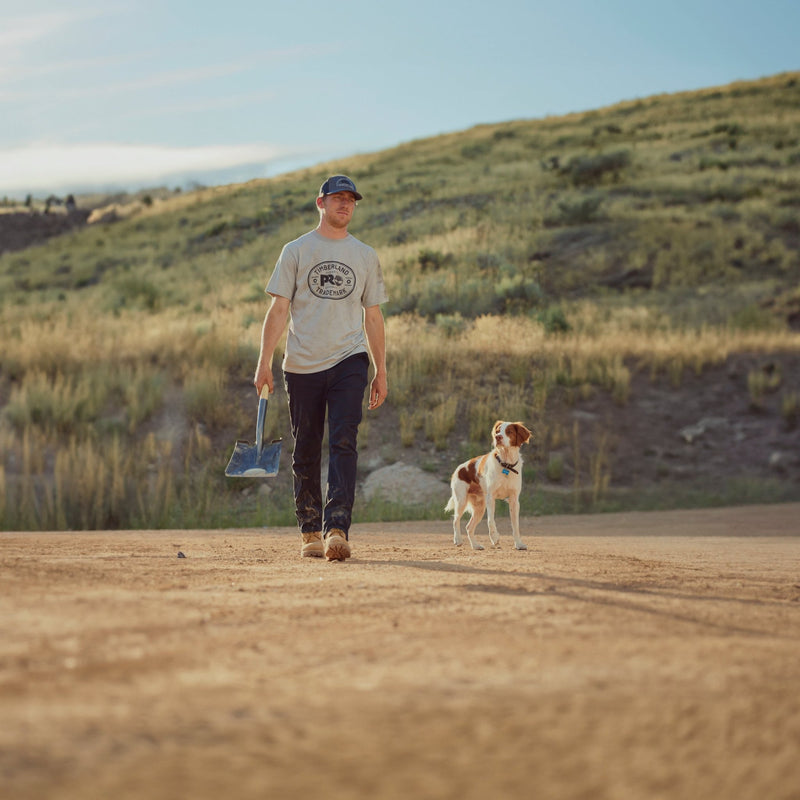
[2,302,799,530]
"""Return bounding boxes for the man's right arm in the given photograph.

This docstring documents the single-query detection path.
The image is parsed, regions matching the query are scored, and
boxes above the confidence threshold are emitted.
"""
[253,294,290,395]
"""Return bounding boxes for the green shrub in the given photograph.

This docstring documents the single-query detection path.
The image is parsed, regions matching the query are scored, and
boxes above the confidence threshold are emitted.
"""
[729,305,781,332]
[547,193,604,226]
[434,312,468,337]
[546,454,564,482]
[712,122,745,136]
[417,276,456,318]
[537,307,571,334]
[115,276,161,311]
[205,220,229,237]
[461,141,492,159]
[562,150,631,186]
[494,275,543,310]
[417,249,453,271]
[775,210,800,235]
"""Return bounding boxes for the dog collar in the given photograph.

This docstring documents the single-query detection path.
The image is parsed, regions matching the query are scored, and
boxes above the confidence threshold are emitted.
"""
[495,453,519,474]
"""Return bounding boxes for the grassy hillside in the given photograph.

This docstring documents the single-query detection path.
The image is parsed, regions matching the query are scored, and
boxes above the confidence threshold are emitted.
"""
[2,72,799,530]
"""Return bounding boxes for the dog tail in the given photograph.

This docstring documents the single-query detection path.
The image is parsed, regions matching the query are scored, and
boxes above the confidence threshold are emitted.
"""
[444,494,454,514]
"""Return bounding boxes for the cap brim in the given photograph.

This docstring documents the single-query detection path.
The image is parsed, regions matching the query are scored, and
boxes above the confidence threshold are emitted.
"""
[321,190,362,201]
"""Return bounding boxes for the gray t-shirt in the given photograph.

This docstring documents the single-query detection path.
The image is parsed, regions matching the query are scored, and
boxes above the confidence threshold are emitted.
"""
[266,229,388,374]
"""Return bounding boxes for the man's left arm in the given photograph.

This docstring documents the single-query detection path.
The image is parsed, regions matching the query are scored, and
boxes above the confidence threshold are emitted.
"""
[364,304,387,410]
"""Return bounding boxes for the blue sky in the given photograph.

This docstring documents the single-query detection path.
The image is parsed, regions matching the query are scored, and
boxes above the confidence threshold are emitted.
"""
[2,0,798,198]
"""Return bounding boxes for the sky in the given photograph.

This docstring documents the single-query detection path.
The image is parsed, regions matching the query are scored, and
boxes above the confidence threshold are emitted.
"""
[2,0,798,198]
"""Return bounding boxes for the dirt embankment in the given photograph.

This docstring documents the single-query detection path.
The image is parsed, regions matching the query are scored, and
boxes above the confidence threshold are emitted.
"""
[0,210,91,255]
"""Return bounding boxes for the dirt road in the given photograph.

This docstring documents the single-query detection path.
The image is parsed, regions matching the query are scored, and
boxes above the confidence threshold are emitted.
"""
[3,505,800,800]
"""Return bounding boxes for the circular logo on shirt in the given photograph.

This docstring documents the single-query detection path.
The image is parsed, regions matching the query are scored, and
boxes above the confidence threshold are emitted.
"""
[308,261,356,299]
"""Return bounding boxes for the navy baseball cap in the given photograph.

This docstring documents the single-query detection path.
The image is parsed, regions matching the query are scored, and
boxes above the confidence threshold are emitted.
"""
[318,174,363,201]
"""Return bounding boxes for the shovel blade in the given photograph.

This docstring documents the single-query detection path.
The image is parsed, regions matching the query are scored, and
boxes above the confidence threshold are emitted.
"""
[225,388,282,477]
[224,439,282,478]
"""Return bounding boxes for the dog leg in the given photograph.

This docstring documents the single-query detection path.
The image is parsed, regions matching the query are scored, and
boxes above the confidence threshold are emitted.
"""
[448,491,466,546]
[486,497,501,547]
[509,494,526,550]
[464,498,485,550]
[453,511,463,547]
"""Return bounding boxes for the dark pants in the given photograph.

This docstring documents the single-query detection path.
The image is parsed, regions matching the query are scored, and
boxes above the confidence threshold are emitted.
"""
[284,353,369,539]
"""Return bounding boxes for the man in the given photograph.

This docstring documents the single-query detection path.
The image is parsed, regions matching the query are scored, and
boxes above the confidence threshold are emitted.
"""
[253,175,388,561]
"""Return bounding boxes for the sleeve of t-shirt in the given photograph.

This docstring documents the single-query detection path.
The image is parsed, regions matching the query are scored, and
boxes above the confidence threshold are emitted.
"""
[362,248,389,307]
[265,243,298,300]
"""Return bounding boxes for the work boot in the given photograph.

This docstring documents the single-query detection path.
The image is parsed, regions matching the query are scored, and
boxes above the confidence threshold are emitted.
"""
[301,531,324,558]
[324,528,351,562]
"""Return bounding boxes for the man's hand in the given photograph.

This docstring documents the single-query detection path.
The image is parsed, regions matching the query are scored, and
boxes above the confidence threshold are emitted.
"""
[253,363,274,396]
[368,371,388,410]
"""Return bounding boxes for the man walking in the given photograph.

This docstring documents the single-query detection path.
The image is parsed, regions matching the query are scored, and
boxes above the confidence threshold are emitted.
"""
[253,175,388,561]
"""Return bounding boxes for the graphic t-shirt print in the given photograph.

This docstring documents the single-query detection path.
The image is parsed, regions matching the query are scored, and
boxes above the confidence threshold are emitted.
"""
[308,261,356,299]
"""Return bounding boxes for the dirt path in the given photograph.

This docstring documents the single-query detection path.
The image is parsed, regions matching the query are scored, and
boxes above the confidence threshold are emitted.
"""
[3,505,800,800]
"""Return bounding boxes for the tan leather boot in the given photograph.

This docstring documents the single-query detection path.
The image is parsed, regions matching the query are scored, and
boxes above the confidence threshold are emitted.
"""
[301,531,324,558]
[323,528,351,561]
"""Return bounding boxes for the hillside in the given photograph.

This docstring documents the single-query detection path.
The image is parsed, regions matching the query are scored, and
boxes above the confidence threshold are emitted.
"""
[1,72,799,530]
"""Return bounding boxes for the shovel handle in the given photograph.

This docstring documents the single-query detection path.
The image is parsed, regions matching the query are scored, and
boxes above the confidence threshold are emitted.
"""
[255,391,268,456]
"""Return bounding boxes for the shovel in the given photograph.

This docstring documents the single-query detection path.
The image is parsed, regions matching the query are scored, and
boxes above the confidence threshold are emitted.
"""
[225,386,282,477]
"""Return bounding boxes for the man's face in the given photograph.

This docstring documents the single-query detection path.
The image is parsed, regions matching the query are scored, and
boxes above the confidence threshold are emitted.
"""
[319,191,357,228]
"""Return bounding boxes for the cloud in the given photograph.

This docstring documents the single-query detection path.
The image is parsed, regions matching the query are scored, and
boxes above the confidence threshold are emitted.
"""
[0,52,138,86]
[0,6,125,86]
[0,10,75,49]
[0,141,301,195]
[116,89,280,120]
[0,62,256,103]
[47,61,259,100]
[0,6,113,51]
[0,40,313,108]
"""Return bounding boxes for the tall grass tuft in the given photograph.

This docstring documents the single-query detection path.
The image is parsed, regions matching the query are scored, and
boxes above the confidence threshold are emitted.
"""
[184,363,227,429]
[123,366,165,433]
[399,409,423,447]
[590,431,612,505]
[782,391,798,429]
[572,421,582,512]
[425,396,458,450]
[5,370,110,434]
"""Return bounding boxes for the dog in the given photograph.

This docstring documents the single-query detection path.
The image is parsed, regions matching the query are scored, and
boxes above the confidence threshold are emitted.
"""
[445,420,532,551]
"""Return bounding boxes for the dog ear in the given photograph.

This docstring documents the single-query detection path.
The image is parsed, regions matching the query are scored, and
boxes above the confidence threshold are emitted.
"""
[510,423,532,446]
[492,420,503,440]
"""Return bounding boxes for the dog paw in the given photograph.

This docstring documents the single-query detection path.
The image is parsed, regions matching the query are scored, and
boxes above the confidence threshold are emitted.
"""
[470,543,485,551]
[514,542,527,551]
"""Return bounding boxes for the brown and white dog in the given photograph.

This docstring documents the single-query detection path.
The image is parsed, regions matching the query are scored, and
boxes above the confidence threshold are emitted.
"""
[445,421,532,551]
